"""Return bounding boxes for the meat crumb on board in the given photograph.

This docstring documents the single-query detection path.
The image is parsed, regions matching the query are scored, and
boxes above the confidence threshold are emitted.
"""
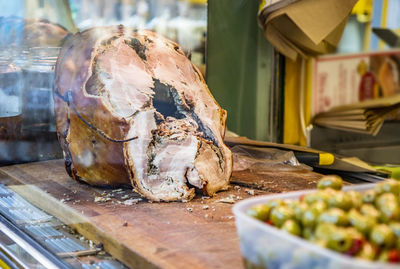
[94,197,111,203]
[216,194,242,204]
[123,198,142,205]
[245,189,255,195]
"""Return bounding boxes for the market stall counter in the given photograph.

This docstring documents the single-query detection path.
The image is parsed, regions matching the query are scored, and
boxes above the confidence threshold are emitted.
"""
[0,159,322,269]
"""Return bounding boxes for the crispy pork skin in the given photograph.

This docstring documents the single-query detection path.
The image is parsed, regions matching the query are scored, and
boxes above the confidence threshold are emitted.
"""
[53,26,232,201]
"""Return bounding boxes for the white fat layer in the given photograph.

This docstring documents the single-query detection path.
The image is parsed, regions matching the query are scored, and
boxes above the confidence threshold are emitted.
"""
[97,40,154,118]
[102,60,154,118]
[147,135,199,198]
[127,109,157,180]
[186,167,202,189]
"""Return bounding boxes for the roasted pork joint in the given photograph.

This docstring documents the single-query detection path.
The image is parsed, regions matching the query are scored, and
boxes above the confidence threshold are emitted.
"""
[53,26,232,201]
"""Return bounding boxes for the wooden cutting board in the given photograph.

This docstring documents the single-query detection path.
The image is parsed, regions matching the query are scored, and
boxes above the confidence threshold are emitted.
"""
[0,160,322,269]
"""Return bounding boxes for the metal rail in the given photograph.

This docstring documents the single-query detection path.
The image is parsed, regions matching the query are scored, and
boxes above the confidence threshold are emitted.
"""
[0,214,70,269]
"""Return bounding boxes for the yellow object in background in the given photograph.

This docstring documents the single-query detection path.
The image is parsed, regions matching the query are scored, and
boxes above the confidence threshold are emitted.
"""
[352,0,373,23]
[283,57,312,146]
[283,58,302,145]
[319,153,335,165]
[258,0,266,12]
[0,259,11,269]
[351,0,373,51]
[374,166,400,180]
[185,0,207,5]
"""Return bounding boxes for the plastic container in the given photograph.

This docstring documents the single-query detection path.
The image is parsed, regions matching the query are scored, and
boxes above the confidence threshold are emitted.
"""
[233,184,400,269]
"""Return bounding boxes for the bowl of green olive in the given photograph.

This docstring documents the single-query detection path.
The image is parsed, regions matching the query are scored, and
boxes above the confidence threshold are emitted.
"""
[233,175,400,269]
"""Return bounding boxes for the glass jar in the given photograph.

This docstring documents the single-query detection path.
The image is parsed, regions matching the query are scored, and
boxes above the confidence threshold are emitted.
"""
[0,50,23,141]
[0,0,75,165]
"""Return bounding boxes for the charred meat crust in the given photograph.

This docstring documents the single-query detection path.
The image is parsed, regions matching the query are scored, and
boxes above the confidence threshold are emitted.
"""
[125,38,147,61]
[151,79,218,146]
[152,79,186,121]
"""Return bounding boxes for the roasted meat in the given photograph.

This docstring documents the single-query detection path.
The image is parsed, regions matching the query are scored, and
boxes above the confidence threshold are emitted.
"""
[53,26,232,201]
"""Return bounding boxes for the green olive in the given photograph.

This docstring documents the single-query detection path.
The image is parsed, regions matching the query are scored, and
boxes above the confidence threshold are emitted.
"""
[347,191,362,209]
[285,200,299,209]
[375,193,400,223]
[304,191,331,205]
[362,190,377,204]
[313,239,327,248]
[281,219,301,236]
[357,242,376,260]
[346,227,364,242]
[265,199,285,210]
[315,224,355,254]
[312,200,328,213]
[380,201,400,223]
[376,193,398,209]
[369,224,396,248]
[246,204,271,221]
[327,191,352,210]
[360,204,380,221]
[292,202,308,222]
[375,180,400,195]
[270,205,295,227]
[317,175,343,190]
[325,227,352,253]
[301,208,318,228]
[315,223,335,242]
[301,201,327,228]
[318,208,348,226]
[302,227,315,240]
[389,222,400,238]
[378,250,389,262]
[348,209,376,235]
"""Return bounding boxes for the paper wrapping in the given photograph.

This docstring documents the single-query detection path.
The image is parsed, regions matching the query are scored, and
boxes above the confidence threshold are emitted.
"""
[258,0,358,60]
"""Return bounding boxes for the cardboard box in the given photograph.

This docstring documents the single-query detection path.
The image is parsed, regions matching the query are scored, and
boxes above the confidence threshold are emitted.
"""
[311,49,400,116]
